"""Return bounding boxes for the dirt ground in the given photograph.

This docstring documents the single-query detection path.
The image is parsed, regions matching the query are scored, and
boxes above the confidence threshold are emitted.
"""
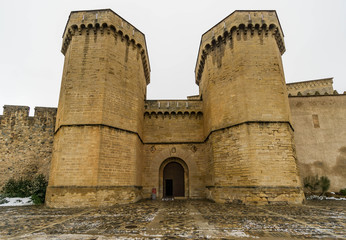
[0,199,345,239]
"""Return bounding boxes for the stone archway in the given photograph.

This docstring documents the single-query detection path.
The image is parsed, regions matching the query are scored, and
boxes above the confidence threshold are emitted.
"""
[159,158,189,199]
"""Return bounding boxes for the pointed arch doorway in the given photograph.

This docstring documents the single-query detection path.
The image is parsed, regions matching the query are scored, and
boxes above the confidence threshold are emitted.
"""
[159,158,189,198]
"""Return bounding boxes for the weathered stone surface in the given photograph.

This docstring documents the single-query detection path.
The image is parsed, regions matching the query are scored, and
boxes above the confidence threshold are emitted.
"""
[287,78,334,96]
[289,94,346,191]
[0,106,56,186]
[46,9,148,207]
[0,10,344,207]
[196,11,303,204]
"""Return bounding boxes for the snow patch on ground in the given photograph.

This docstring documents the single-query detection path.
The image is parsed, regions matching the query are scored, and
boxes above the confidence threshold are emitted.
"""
[326,196,346,200]
[225,230,258,238]
[0,197,34,206]
[307,195,346,201]
[145,212,157,222]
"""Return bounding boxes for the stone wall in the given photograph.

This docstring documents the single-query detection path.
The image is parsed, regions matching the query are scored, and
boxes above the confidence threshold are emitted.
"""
[206,123,303,204]
[0,105,56,187]
[46,125,143,208]
[143,100,204,143]
[2,92,344,196]
[289,94,346,192]
[142,100,206,199]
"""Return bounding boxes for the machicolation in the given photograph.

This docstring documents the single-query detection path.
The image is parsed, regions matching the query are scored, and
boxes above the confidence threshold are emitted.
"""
[0,9,345,208]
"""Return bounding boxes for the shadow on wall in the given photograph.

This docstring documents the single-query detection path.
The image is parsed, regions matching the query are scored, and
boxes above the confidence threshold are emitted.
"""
[333,147,346,175]
[299,146,346,190]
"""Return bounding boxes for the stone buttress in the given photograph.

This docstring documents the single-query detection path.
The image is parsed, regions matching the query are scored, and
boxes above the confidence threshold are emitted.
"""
[196,11,304,204]
[46,9,150,207]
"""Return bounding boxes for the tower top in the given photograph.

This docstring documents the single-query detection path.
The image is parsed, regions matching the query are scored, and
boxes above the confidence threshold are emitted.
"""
[61,9,150,83]
[195,10,285,84]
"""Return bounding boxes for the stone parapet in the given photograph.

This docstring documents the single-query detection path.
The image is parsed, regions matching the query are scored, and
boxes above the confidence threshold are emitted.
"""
[145,100,203,112]
[62,9,150,84]
[195,10,285,84]
[145,100,203,116]
[0,105,57,188]
[55,9,149,136]
[286,78,334,96]
[143,100,204,143]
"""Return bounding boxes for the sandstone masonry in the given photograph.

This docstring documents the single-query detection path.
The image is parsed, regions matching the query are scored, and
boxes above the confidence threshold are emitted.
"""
[0,106,56,186]
[0,9,345,207]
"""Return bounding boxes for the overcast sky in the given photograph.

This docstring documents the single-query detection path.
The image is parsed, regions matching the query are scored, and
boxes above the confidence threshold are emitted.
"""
[0,0,345,115]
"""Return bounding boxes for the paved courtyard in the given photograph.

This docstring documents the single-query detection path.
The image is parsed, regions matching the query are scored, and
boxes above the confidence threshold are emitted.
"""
[0,199,345,239]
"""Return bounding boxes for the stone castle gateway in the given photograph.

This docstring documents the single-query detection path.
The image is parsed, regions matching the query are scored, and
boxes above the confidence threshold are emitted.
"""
[1,9,345,207]
[45,9,306,207]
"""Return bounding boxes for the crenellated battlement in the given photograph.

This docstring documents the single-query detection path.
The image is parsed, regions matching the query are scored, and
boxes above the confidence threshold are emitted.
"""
[62,9,150,84]
[288,90,345,97]
[2,105,30,118]
[143,100,204,143]
[0,105,57,188]
[286,78,334,96]
[0,105,57,126]
[144,111,203,119]
[144,100,203,119]
[195,10,284,84]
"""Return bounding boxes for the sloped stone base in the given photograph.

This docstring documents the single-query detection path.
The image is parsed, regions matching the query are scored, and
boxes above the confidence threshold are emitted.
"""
[45,186,142,208]
[206,186,304,205]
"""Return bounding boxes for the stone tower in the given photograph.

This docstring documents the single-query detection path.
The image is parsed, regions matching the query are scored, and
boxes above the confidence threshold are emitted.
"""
[45,9,305,207]
[196,11,304,204]
[46,9,150,207]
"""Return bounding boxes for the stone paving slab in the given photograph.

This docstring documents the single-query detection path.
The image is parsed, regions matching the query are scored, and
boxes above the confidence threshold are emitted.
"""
[0,200,345,239]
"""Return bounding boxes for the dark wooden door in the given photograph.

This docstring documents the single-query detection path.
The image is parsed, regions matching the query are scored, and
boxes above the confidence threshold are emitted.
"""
[163,162,184,197]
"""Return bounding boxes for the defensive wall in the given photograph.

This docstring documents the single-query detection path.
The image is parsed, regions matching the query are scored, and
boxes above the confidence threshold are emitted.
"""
[287,78,334,96]
[0,10,345,206]
[287,83,346,191]
[143,100,204,143]
[142,100,206,199]
[0,106,56,187]
[1,81,344,193]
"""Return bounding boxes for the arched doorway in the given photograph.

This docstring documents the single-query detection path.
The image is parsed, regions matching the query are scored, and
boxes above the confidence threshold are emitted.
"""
[159,158,189,198]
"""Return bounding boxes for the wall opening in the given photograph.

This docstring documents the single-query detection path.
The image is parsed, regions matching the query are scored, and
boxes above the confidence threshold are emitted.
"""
[163,162,184,197]
[165,179,173,196]
[159,157,189,198]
